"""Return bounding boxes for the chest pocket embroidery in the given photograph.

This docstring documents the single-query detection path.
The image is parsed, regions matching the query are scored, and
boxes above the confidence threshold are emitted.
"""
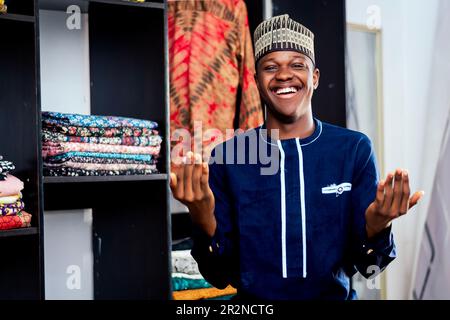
[321,183,352,197]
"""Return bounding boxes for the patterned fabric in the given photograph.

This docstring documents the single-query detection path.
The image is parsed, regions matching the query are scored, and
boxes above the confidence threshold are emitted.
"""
[0,199,25,216]
[0,211,32,231]
[42,111,158,129]
[44,151,153,163]
[168,0,263,149]
[172,274,213,291]
[172,250,201,275]
[44,156,156,166]
[42,141,161,157]
[172,285,237,300]
[0,194,21,205]
[44,162,157,171]
[42,130,162,147]
[0,160,15,175]
[43,167,158,177]
[43,123,155,138]
[0,175,24,197]
[0,2,6,14]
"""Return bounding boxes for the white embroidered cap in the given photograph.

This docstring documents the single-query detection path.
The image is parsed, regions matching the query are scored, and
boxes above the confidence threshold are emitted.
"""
[254,14,315,65]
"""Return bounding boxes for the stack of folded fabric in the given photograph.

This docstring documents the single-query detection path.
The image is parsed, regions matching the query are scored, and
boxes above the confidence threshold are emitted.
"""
[0,156,32,231]
[42,112,162,177]
[0,0,6,14]
[171,238,237,300]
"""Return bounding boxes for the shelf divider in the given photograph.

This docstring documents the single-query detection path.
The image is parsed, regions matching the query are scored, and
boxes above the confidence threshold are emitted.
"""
[0,227,39,238]
[0,13,35,23]
[43,174,167,184]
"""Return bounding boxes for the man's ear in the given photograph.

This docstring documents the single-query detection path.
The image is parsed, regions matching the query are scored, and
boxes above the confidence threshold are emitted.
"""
[313,68,320,90]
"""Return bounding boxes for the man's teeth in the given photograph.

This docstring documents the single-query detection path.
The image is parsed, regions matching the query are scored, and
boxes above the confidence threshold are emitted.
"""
[275,87,298,95]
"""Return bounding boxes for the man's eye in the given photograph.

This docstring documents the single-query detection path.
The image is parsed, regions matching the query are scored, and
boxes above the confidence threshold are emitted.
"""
[292,64,305,69]
[264,65,277,71]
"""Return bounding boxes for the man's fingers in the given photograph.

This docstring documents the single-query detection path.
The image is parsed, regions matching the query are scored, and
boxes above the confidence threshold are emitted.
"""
[200,162,210,193]
[375,179,385,207]
[183,152,195,202]
[173,160,185,199]
[170,172,177,189]
[192,154,203,200]
[399,170,411,216]
[381,172,394,214]
[390,169,403,217]
[408,191,425,210]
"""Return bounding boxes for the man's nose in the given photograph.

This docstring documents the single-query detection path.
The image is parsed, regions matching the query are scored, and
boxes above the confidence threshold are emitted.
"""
[275,67,293,81]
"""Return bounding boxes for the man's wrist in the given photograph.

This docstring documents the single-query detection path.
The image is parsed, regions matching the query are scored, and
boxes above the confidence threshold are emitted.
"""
[366,222,391,239]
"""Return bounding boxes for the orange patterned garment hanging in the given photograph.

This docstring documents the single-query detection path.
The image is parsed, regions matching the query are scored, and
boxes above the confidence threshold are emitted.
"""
[168,0,263,151]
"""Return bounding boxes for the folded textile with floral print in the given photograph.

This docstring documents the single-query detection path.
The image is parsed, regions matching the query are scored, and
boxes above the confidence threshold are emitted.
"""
[42,112,163,177]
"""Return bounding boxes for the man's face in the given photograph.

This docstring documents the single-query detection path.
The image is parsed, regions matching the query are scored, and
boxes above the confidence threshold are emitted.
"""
[255,51,320,124]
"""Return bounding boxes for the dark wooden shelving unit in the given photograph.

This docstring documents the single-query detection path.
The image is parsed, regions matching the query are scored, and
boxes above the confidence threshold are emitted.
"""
[1,0,170,300]
[0,0,43,300]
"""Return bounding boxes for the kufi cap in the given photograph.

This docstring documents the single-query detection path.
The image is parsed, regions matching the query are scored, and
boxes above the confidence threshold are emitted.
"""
[254,14,315,65]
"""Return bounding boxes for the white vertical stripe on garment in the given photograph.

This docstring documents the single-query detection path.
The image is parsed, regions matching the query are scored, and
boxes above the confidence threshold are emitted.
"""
[296,139,307,278]
[277,140,288,278]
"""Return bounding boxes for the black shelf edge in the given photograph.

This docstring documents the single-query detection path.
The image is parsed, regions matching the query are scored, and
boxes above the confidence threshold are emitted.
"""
[91,0,164,9]
[0,13,35,23]
[39,0,88,12]
[0,227,39,238]
[43,174,168,184]
[39,0,163,12]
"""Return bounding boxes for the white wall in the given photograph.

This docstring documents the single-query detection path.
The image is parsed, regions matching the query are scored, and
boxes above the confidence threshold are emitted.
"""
[39,10,93,300]
[346,0,440,299]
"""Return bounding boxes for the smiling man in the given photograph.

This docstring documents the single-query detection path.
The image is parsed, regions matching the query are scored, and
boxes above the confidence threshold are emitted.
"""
[170,14,424,300]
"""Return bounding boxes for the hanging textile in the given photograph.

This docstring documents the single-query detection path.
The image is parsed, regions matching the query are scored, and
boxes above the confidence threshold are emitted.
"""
[168,0,263,152]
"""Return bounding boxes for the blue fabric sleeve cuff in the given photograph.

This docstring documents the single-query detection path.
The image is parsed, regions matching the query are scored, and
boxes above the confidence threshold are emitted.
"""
[362,225,394,255]
[192,225,227,257]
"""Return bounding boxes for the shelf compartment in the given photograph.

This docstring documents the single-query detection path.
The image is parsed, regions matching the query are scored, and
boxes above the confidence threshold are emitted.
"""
[44,176,169,211]
[0,227,39,238]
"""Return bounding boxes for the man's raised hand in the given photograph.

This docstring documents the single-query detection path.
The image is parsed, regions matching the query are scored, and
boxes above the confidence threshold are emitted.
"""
[365,168,424,238]
[170,152,216,237]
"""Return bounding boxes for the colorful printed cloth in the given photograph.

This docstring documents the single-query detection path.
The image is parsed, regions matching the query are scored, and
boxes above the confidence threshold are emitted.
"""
[172,273,213,291]
[172,250,201,275]
[0,160,15,175]
[42,141,161,157]
[0,199,25,216]
[43,167,158,177]
[42,130,162,147]
[42,111,158,129]
[0,194,21,205]
[172,285,237,300]
[0,174,24,197]
[43,123,155,138]
[0,211,32,231]
[44,156,156,165]
[44,162,156,171]
[0,3,6,14]
[44,151,153,163]
[169,0,263,150]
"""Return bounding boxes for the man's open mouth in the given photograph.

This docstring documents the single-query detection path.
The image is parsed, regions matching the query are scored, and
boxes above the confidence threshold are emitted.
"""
[271,86,302,97]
